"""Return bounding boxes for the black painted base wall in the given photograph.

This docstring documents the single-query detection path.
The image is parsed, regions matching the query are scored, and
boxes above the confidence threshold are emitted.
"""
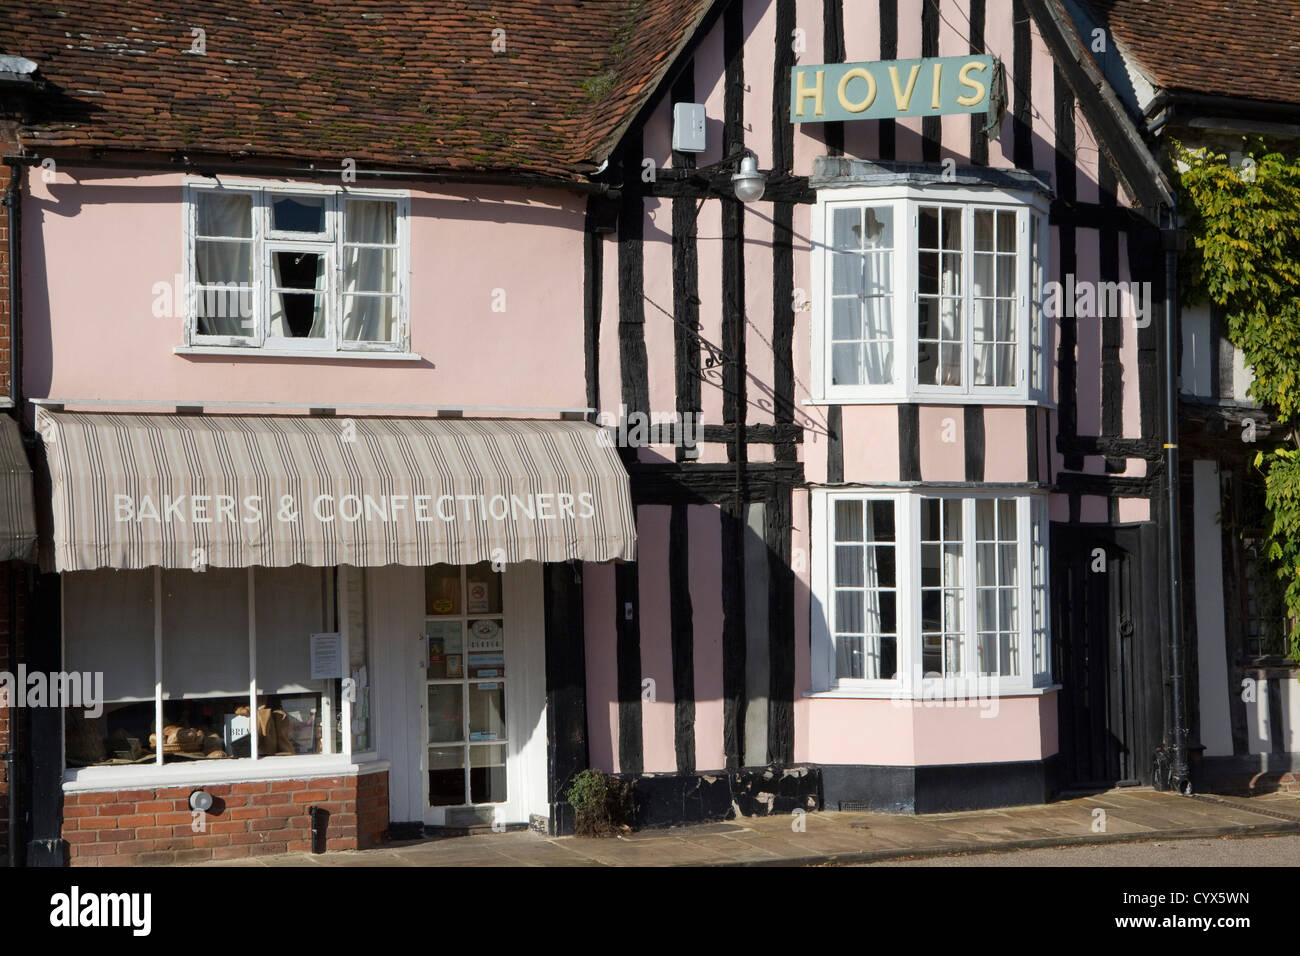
[608,764,822,831]
[822,757,1058,814]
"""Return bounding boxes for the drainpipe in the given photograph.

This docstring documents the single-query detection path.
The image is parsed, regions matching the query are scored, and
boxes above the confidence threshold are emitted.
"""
[3,162,20,865]
[1162,210,1192,794]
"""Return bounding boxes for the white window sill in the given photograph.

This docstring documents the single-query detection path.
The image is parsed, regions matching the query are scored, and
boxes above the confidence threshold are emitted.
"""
[804,683,1061,700]
[62,755,389,792]
[175,346,422,362]
[802,396,1056,409]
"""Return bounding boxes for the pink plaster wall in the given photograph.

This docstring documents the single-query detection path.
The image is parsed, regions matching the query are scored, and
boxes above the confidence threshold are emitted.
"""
[583,561,619,773]
[841,404,901,483]
[983,407,1029,482]
[918,405,965,481]
[637,506,677,773]
[805,693,1057,766]
[689,503,727,771]
[24,170,588,411]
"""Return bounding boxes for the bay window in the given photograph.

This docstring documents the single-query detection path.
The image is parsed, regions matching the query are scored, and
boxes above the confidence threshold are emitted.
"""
[813,489,1052,695]
[814,186,1049,402]
[184,181,409,354]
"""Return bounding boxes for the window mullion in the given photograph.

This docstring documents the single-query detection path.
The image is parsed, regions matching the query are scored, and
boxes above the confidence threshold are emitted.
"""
[963,207,973,397]
[1020,496,1033,685]
[963,497,977,682]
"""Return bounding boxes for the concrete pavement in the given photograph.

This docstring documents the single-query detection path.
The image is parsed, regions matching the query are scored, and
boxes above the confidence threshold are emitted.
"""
[190,788,1300,867]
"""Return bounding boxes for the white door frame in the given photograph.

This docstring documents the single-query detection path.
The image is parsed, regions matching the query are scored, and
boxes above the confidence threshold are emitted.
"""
[419,562,548,827]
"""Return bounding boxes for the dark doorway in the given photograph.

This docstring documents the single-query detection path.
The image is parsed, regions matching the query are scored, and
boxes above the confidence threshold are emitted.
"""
[1051,522,1163,789]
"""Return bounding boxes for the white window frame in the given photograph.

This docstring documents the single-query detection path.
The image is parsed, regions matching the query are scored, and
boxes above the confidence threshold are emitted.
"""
[812,184,1050,404]
[183,179,411,356]
[811,487,1052,698]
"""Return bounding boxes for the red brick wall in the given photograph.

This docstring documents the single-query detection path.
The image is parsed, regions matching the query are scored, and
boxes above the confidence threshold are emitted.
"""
[62,770,390,866]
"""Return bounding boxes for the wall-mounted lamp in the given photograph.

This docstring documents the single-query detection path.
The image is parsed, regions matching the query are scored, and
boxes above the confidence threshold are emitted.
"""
[188,789,213,812]
[731,152,767,203]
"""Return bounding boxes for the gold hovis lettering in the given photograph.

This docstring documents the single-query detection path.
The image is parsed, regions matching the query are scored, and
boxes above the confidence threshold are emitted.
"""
[112,492,598,524]
[791,54,995,123]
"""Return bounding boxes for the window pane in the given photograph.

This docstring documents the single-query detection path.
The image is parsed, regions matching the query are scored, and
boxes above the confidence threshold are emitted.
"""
[426,565,461,615]
[196,239,253,286]
[863,206,893,249]
[973,252,994,295]
[832,252,864,295]
[345,199,397,243]
[836,590,864,634]
[468,682,506,741]
[835,500,863,541]
[428,746,466,806]
[343,247,395,294]
[427,684,464,744]
[160,568,252,761]
[469,743,508,803]
[832,343,862,385]
[832,298,859,340]
[341,295,398,343]
[197,286,255,337]
[272,250,326,290]
[919,206,939,249]
[997,255,1016,296]
[832,207,861,251]
[941,207,962,250]
[997,210,1017,252]
[272,194,327,233]
[837,636,864,679]
[64,570,156,768]
[940,344,962,386]
[196,192,252,238]
[270,292,326,339]
[862,294,891,339]
[974,209,994,252]
[869,500,895,542]
[835,545,863,586]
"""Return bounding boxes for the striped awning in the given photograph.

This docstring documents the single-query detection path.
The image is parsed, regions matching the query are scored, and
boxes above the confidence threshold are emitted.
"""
[0,414,36,563]
[37,410,636,572]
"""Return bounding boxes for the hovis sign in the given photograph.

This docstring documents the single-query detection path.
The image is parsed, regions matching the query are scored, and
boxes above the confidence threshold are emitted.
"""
[791,54,997,123]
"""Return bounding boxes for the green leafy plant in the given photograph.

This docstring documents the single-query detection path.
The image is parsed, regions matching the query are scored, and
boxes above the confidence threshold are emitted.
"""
[566,769,633,837]
[1177,139,1300,660]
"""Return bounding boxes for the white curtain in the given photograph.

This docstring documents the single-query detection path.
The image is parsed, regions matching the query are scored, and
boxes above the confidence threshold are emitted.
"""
[162,568,249,699]
[342,200,397,342]
[862,505,883,678]
[195,193,253,336]
[255,566,328,696]
[64,570,156,702]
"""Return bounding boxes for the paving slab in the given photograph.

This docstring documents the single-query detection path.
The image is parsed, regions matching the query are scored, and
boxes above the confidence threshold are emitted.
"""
[186,789,1300,867]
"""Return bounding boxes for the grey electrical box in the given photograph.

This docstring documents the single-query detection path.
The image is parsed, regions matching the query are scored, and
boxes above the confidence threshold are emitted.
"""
[673,102,707,153]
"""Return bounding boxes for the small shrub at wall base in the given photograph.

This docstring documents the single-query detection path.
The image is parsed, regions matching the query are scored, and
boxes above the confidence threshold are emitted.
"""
[567,770,633,837]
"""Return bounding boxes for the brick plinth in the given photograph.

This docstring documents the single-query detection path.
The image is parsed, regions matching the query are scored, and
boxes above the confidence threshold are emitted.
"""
[62,769,389,866]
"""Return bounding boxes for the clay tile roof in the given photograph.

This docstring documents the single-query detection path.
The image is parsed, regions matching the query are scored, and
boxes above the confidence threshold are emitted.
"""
[1085,0,1300,105]
[0,0,715,181]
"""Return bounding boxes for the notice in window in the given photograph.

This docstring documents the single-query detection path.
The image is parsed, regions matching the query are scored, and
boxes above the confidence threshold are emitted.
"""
[310,631,343,680]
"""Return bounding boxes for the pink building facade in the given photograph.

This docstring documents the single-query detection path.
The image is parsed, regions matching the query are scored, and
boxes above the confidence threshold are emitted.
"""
[0,0,1237,865]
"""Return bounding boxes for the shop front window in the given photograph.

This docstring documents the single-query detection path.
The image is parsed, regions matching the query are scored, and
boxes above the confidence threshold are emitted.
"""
[424,562,507,807]
[64,565,369,771]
